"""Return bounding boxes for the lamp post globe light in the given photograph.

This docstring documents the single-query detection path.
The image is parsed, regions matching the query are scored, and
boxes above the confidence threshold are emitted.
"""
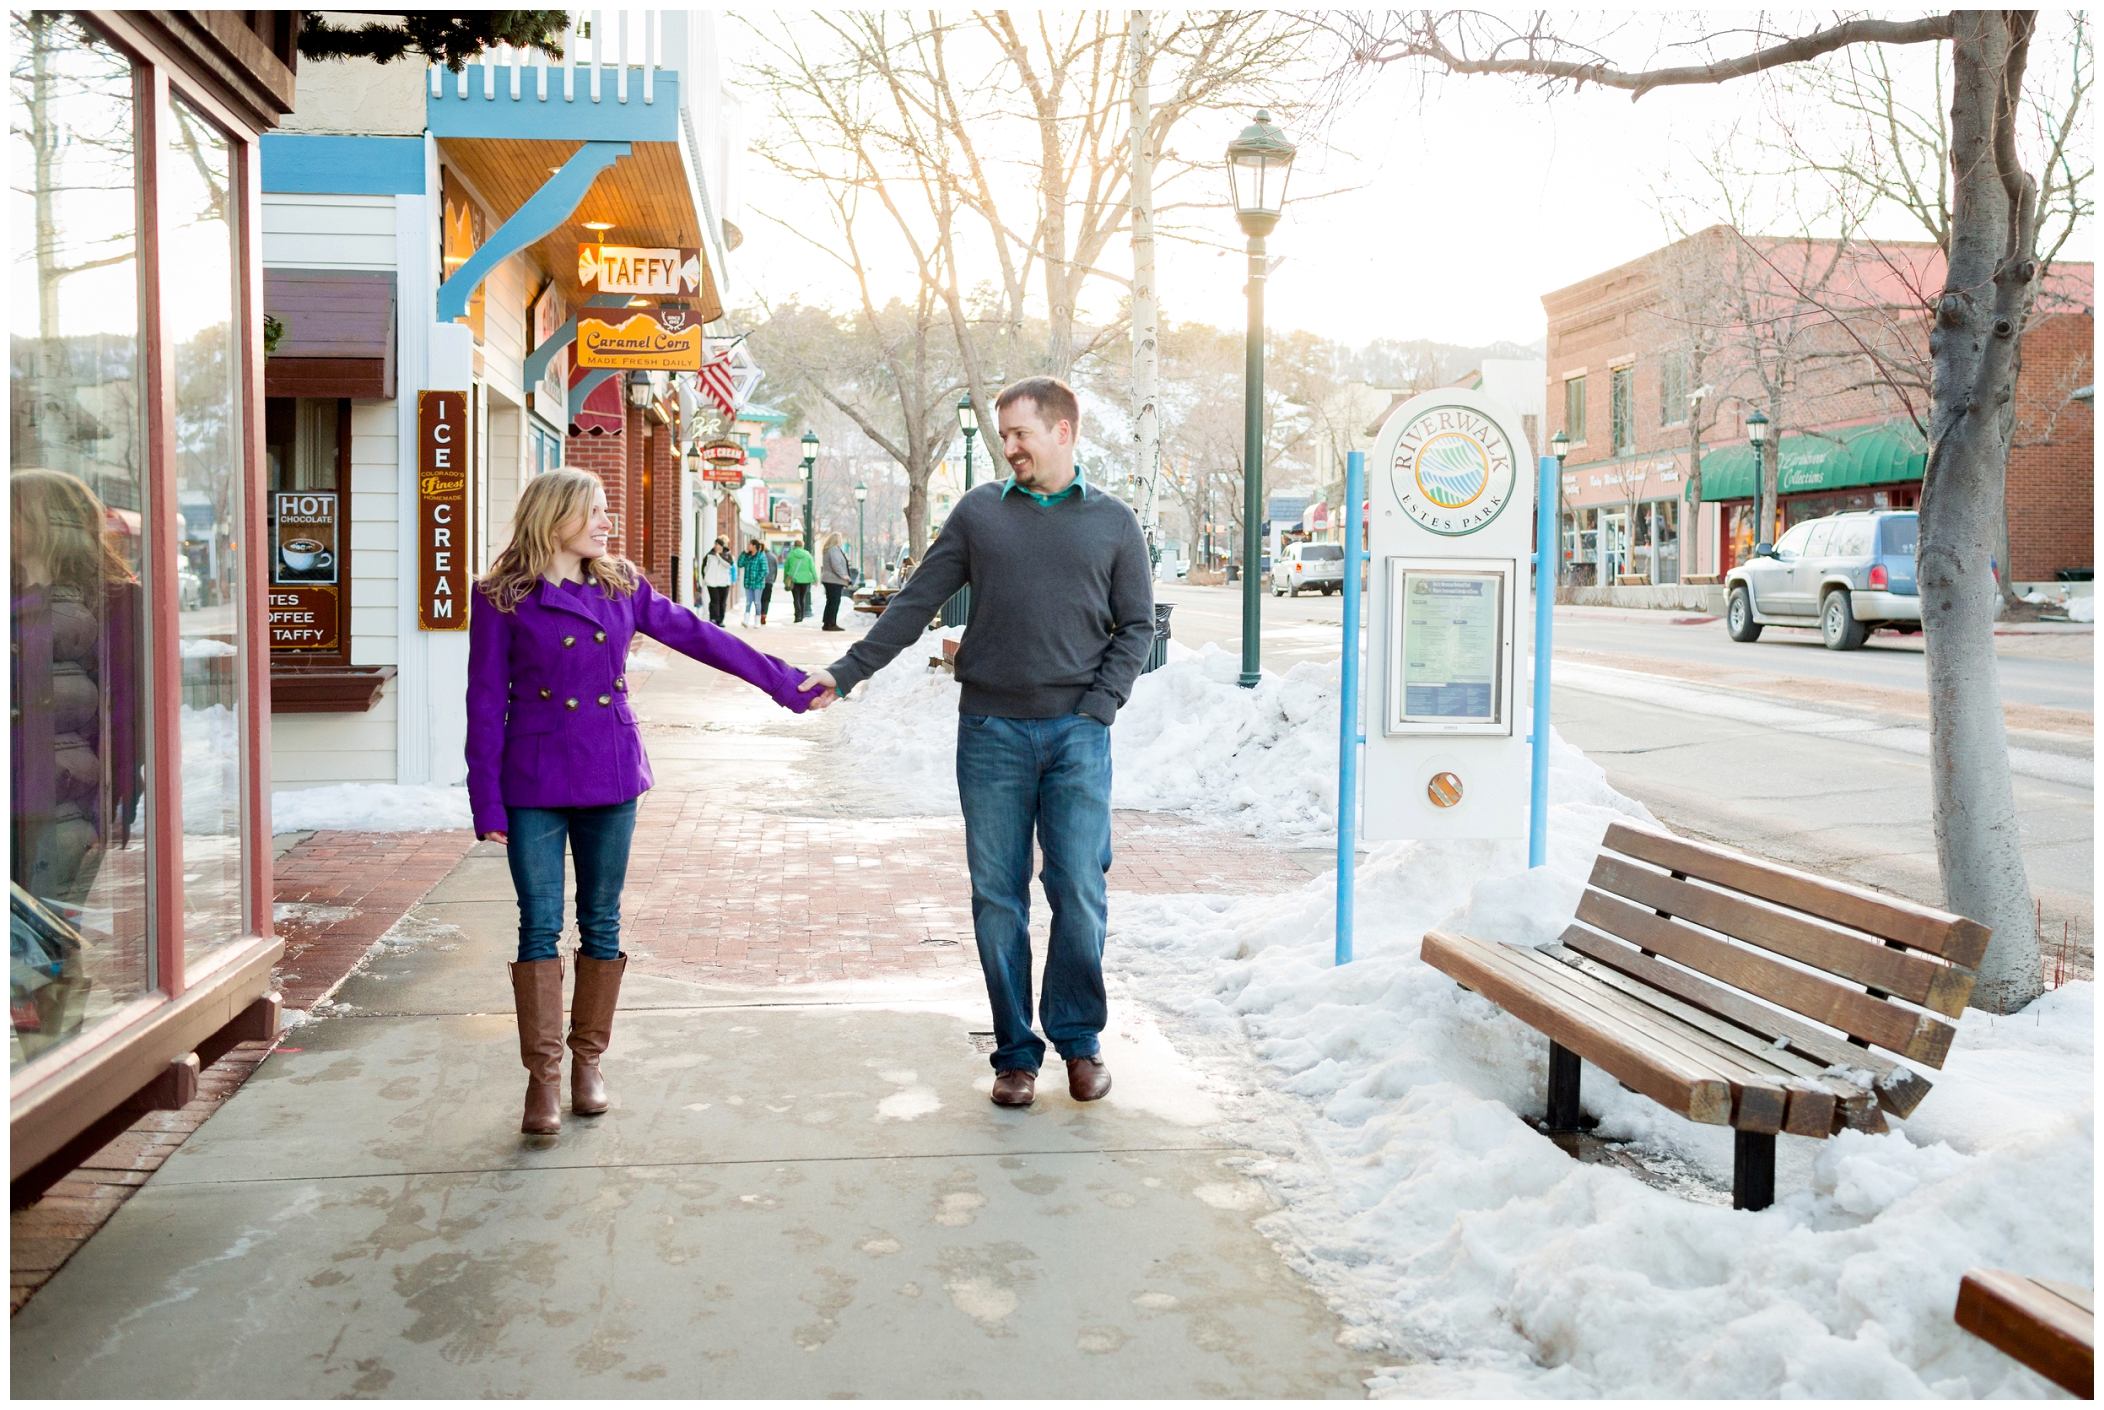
[799,428,820,552]
[854,481,869,583]
[1745,409,1774,548]
[1227,110,1295,688]
[955,394,979,490]
[1549,429,1571,586]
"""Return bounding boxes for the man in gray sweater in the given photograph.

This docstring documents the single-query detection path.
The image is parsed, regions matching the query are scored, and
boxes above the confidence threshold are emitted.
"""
[800,377,1154,1107]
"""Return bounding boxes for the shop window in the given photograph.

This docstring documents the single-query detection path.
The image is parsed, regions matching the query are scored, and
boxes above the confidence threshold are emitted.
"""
[1563,376,1586,445]
[265,398,349,663]
[10,13,151,1066]
[1610,365,1634,454]
[164,94,247,963]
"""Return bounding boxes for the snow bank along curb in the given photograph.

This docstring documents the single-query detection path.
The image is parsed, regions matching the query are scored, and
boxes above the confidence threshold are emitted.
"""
[271,783,472,834]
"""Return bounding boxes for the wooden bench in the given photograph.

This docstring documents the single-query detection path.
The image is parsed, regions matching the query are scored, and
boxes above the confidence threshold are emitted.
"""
[1421,819,1988,1210]
[1955,1270,2093,1396]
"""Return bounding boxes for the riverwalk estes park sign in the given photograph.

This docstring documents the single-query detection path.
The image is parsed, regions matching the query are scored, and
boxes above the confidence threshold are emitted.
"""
[1363,387,1535,843]
[576,307,705,371]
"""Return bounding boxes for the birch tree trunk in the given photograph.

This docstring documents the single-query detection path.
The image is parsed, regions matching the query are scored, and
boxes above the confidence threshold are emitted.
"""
[1921,11,2042,1010]
[1129,10,1162,553]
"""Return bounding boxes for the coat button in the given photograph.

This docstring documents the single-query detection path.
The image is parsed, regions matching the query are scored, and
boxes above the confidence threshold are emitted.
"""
[593,630,607,643]
[614,676,626,690]
[562,635,576,648]
[597,694,612,706]
[565,697,579,710]
[539,688,551,699]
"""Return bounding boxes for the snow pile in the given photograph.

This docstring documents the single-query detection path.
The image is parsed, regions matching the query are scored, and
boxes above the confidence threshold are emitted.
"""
[2068,595,2096,623]
[836,628,965,806]
[180,703,241,835]
[1106,768,2093,1396]
[627,647,671,673]
[272,783,473,834]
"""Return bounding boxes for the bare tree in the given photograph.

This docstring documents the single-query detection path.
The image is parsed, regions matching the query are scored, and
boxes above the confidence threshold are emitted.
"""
[1332,10,2065,1009]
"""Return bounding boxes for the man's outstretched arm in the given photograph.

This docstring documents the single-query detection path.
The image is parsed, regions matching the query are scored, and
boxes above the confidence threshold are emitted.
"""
[807,519,970,698]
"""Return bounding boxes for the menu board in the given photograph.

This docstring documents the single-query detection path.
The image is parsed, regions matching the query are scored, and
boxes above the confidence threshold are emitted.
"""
[1386,562,1509,734]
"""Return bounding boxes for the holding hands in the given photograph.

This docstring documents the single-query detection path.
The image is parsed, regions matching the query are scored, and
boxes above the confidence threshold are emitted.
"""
[799,667,840,710]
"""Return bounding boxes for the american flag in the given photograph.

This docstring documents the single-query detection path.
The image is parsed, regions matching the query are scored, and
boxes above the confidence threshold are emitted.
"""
[698,348,738,419]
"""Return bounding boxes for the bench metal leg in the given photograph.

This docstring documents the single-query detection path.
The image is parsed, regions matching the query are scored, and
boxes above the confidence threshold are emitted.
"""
[1545,1041,1582,1132]
[1733,1130,1776,1211]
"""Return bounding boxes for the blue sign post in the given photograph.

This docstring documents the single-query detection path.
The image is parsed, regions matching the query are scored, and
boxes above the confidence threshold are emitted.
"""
[1335,451,1366,965]
[1529,455,1557,868]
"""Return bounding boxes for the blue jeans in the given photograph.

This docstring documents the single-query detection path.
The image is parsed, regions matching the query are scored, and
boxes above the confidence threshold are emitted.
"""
[955,713,1113,1072]
[743,585,764,614]
[506,799,638,963]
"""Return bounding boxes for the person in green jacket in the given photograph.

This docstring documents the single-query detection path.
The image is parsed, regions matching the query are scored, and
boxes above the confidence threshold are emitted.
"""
[783,542,818,622]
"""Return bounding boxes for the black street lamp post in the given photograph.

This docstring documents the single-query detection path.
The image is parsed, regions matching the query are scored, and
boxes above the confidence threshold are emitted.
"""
[854,481,868,583]
[942,396,981,627]
[800,428,819,553]
[1746,409,1774,548]
[1226,111,1295,688]
[1549,429,1570,587]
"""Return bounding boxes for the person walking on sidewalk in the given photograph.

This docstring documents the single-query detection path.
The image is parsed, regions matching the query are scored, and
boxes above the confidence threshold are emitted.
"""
[819,531,853,632]
[735,538,769,628]
[784,540,818,622]
[467,470,829,1136]
[799,377,1153,1108]
[757,541,781,625]
[701,537,734,626]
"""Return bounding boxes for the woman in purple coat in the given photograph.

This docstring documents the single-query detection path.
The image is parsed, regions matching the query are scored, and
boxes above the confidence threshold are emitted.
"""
[468,469,827,1135]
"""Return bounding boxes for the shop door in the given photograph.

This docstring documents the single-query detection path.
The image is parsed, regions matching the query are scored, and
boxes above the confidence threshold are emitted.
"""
[1598,511,1629,582]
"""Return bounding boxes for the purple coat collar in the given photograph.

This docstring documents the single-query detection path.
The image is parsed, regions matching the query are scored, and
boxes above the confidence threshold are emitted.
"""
[532,576,619,630]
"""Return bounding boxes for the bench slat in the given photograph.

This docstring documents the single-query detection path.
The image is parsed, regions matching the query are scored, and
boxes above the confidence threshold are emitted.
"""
[1590,855,1976,1016]
[1507,944,1788,1133]
[1421,930,1732,1126]
[1559,924,1937,1117]
[1576,889,1957,1066]
[1956,1269,2095,1397]
[1547,946,1878,1137]
[1603,820,1991,968]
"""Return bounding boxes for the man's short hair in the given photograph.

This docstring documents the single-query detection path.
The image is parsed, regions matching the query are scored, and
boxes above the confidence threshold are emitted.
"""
[994,376,1079,434]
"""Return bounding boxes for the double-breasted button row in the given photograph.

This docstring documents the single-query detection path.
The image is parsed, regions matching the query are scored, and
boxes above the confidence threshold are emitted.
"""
[539,687,552,699]
[597,694,612,706]
[613,676,626,691]
[565,697,579,710]
[562,635,576,648]
[593,630,607,643]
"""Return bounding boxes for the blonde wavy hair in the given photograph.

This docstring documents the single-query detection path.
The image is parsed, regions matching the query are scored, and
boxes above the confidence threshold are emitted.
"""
[479,468,637,612]
[12,469,135,596]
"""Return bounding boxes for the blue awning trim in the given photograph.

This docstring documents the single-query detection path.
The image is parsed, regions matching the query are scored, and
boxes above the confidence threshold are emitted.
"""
[261,134,426,194]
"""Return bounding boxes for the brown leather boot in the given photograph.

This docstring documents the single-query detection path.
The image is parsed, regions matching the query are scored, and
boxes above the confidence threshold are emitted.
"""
[509,958,566,1135]
[568,954,626,1115]
[991,1069,1037,1107]
[1066,1056,1112,1102]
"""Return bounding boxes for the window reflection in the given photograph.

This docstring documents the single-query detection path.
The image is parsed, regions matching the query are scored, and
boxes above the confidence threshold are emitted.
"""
[164,95,246,959]
[9,13,149,1066]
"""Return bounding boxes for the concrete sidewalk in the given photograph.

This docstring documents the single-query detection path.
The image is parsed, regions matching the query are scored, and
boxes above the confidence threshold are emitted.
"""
[12,631,1372,1398]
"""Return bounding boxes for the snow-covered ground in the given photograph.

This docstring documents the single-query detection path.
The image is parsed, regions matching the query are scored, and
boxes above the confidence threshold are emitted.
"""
[271,782,472,834]
[838,637,2096,1397]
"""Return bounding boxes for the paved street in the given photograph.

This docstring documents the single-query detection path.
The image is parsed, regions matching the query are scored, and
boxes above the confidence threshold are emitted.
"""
[1157,582,2095,956]
[12,625,1370,1398]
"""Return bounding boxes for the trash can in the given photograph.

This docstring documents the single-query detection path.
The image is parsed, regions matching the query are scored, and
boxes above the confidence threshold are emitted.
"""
[1142,602,1174,674]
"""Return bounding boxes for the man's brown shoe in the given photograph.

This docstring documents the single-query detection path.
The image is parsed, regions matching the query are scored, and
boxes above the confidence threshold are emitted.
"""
[1066,1056,1112,1102]
[991,1068,1036,1107]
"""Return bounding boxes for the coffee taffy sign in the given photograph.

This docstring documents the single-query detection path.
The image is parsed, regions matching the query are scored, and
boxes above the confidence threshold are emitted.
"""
[575,306,706,371]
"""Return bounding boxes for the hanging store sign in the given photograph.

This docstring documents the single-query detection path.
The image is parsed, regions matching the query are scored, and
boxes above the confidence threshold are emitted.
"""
[699,438,747,483]
[575,308,706,371]
[270,490,341,651]
[418,391,470,631]
[577,244,703,297]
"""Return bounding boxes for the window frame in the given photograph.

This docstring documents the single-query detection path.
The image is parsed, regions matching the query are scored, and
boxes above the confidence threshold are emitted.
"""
[1610,364,1635,455]
[1563,374,1587,446]
[264,396,355,667]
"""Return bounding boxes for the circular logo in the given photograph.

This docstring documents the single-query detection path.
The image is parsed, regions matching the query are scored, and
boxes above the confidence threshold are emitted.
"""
[1427,771,1464,808]
[1388,405,1519,536]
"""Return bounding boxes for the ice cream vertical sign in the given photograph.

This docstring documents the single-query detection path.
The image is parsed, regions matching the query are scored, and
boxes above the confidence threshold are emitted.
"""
[418,391,469,630]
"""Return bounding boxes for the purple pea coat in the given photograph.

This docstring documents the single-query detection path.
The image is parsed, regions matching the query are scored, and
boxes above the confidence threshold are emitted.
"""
[466,574,817,835]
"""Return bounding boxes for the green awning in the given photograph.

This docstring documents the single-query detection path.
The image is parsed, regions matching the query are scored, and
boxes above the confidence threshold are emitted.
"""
[1698,421,1927,502]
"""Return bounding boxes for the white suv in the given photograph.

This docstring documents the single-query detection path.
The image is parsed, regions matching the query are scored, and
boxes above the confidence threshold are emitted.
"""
[1272,542,1345,596]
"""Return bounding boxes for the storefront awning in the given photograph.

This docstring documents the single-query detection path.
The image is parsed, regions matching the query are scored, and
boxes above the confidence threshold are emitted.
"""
[1699,421,1927,501]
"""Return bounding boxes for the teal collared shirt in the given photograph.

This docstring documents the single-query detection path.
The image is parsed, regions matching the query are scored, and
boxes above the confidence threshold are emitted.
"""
[1000,468,1088,507]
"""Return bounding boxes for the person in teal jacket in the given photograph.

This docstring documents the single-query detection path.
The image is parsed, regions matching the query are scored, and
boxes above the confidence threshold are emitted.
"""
[735,539,769,628]
[783,542,818,622]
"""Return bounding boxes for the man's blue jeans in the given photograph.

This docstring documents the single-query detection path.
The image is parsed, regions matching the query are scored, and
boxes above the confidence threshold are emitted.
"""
[506,799,638,963]
[955,713,1113,1073]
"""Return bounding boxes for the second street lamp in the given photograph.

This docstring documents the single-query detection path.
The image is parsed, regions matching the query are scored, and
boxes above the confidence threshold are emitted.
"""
[799,428,819,553]
[1549,429,1571,586]
[1745,408,1774,548]
[854,481,869,584]
[942,396,981,628]
[1227,110,1296,688]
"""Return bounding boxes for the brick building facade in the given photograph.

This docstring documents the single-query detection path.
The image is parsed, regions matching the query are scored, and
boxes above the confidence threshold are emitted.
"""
[1543,226,2093,588]
[566,376,686,594]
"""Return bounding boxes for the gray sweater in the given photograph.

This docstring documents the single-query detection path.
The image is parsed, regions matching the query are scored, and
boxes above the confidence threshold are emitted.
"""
[828,481,1155,725]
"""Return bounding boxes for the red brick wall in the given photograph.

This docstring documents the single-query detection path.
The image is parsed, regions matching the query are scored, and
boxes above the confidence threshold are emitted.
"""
[2008,308,2095,582]
[564,423,628,556]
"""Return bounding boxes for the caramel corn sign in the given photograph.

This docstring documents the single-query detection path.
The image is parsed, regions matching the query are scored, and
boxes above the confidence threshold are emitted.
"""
[574,308,705,371]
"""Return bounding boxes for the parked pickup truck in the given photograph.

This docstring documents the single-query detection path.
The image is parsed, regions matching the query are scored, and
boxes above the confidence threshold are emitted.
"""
[1724,510,1919,650]
[1271,542,1345,597]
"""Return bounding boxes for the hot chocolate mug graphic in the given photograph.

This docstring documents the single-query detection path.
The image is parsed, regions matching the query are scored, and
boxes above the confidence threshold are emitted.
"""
[282,539,332,573]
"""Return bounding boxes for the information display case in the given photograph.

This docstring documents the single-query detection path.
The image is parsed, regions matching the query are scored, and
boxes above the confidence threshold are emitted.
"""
[1383,556,1515,737]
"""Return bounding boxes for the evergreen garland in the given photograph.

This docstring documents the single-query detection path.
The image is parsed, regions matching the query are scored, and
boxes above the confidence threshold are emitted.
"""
[297,12,569,72]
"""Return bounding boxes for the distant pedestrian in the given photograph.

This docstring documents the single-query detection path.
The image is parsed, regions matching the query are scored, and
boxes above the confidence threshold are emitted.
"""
[800,377,1153,1108]
[819,530,852,632]
[701,537,734,626]
[896,553,917,585]
[467,469,830,1135]
[736,538,769,628]
[758,541,780,625]
[784,539,818,622]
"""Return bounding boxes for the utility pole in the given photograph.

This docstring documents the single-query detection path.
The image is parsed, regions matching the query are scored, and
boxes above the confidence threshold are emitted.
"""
[1128,10,1162,565]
